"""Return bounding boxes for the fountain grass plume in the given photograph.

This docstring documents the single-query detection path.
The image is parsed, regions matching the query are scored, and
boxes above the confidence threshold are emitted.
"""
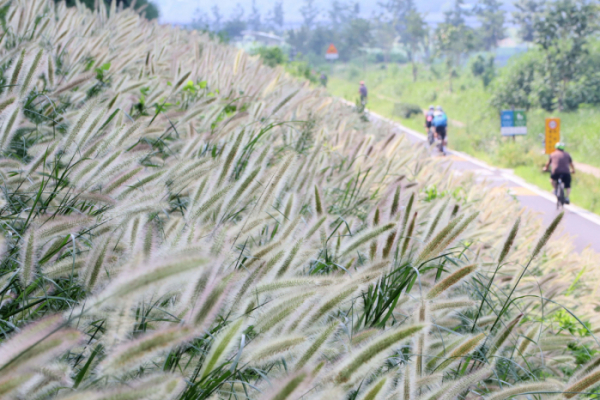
[265,370,309,400]
[517,324,540,355]
[276,238,304,277]
[487,313,523,358]
[415,215,464,265]
[382,225,397,259]
[0,106,21,150]
[430,298,475,311]
[198,318,244,380]
[301,285,358,329]
[85,235,111,290]
[485,381,562,400]
[189,275,231,327]
[217,129,245,186]
[90,257,206,307]
[563,368,600,398]
[305,215,327,240]
[425,199,448,242]
[335,325,424,383]
[257,298,309,333]
[0,97,15,115]
[426,264,477,299]
[498,217,520,264]
[0,329,81,375]
[99,326,195,373]
[531,212,563,261]
[315,185,323,215]
[390,186,400,217]
[247,335,306,363]
[437,366,492,400]
[340,223,395,258]
[401,192,415,234]
[20,49,44,96]
[295,322,338,370]
[359,375,388,400]
[401,211,418,258]
[433,333,485,372]
[489,213,563,335]
[47,54,55,87]
[19,229,36,287]
[8,49,25,94]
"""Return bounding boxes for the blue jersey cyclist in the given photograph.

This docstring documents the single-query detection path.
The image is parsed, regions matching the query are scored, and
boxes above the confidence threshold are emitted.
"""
[432,106,448,154]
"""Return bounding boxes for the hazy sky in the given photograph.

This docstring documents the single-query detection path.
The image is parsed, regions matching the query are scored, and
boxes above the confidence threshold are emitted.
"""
[153,0,465,26]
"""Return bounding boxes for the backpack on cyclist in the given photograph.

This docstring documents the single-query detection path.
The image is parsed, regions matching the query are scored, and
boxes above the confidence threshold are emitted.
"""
[434,113,447,127]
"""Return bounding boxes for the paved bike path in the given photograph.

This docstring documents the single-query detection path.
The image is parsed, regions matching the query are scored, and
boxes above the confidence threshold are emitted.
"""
[364,108,600,253]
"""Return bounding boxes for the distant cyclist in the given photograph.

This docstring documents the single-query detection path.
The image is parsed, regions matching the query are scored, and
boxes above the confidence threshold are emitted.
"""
[359,81,368,105]
[424,105,435,144]
[432,105,448,155]
[543,142,575,204]
[320,73,328,87]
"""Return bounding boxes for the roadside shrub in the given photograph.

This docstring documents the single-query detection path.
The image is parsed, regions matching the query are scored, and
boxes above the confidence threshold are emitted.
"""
[254,46,287,67]
[394,102,422,118]
[491,52,538,110]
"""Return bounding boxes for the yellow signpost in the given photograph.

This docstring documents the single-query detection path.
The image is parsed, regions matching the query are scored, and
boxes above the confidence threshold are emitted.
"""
[545,118,560,154]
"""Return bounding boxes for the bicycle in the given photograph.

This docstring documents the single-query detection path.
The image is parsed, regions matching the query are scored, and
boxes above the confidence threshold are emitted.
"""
[543,169,567,210]
[427,126,435,145]
[555,177,566,210]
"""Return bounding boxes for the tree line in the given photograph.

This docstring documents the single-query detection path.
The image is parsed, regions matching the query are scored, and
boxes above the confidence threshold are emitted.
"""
[193,0,505,79]
[493,0,600,112]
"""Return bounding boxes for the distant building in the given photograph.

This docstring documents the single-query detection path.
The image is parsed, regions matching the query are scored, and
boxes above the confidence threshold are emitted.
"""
[238,31,286,47]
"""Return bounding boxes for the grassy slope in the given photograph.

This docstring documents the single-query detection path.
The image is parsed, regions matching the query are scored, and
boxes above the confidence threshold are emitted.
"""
[327,63,600,214]
[1,2,600,398]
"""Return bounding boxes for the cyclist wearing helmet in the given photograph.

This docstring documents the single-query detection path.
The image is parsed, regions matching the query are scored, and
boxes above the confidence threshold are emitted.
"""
[543,142,576,204]
[425,105,435,140]
[432,105,448,154]
[359,81,368,105]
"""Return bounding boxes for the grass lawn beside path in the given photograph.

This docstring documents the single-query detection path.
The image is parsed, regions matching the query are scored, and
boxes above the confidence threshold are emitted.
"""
[326,64,600,214]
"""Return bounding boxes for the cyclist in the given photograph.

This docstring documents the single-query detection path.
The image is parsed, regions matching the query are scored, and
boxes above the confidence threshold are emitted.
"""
[425,105,435,144]
[320,73,328,87]
[543,142,576,204]
[432,105,448,155]
[359,81,368,105]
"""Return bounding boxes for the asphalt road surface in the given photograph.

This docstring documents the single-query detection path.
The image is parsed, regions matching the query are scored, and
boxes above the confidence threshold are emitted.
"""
[365,108,600,254]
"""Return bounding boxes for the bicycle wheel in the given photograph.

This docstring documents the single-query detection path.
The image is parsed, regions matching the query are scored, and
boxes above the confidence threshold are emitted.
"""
[427,129,434,145]
[556,180,565,209]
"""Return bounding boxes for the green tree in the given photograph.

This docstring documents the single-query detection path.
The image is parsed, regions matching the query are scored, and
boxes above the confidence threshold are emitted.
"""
[339,18,373,61]
[221,4,247,40]
[300,0,320,29]
[491,51,539,110]
[267,2,285,33]
[248,0,261,31]
[54,0,159,19]
[512,0,545,43]
[475,0,506,50]
[374,19,396,63]
[329,0,354,30]
[211,5,223,32]
[255,46,287,67]
[402,9,427,81]
[434,0,476,92]
[471,54,496,87]
[380,0,427,81]
[533,0,599,110]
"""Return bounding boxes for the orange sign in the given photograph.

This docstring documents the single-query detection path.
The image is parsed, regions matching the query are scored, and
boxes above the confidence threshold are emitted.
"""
[326,44,338,54]
[545,118,560,154]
